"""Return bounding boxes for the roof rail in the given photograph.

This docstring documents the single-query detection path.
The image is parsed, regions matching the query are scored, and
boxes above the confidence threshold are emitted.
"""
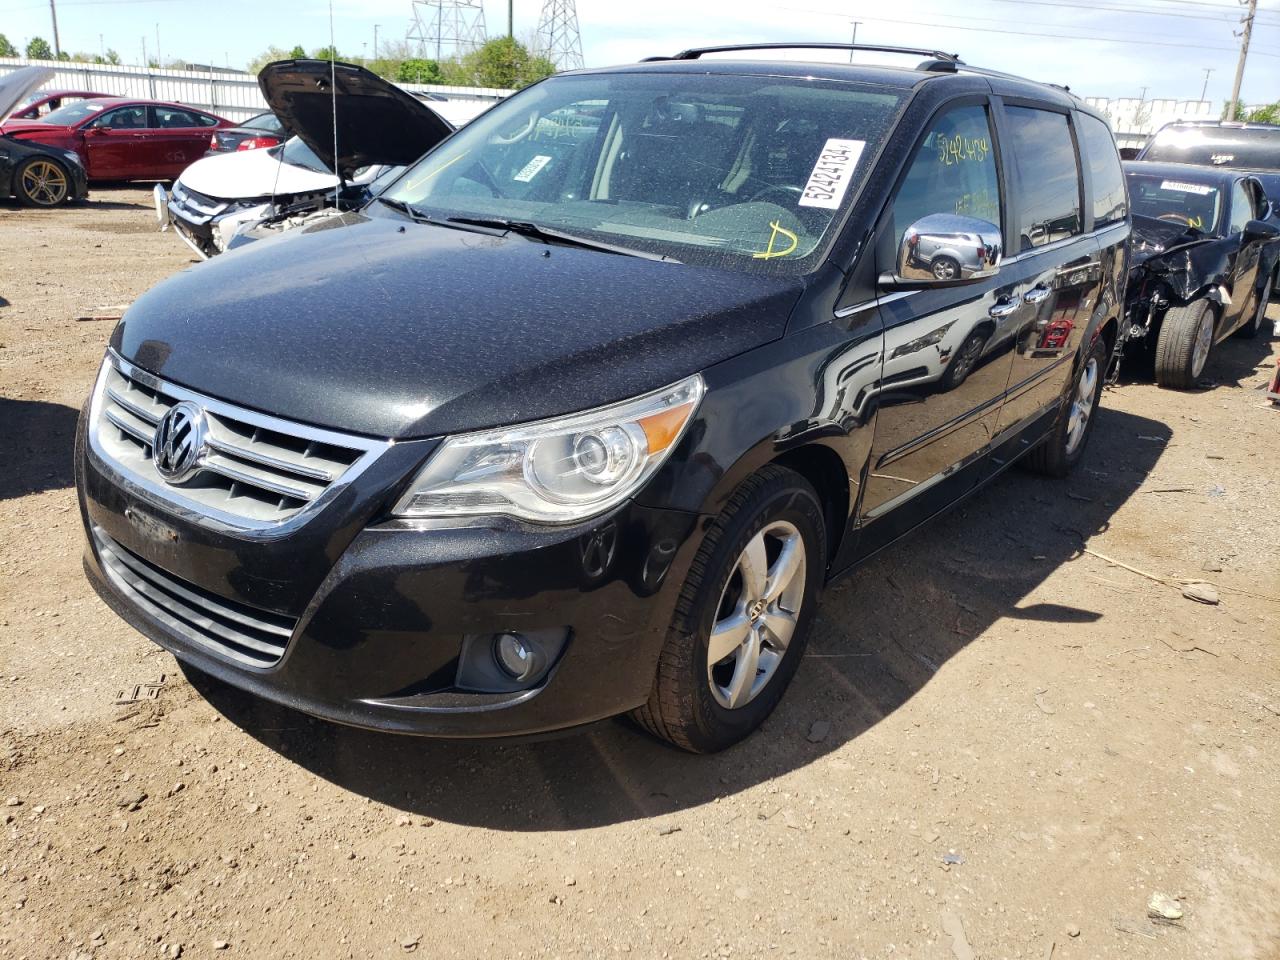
[642,42,963,69]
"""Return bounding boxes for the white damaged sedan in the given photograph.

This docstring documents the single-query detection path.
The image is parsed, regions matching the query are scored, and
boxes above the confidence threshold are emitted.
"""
[154,59,484,257]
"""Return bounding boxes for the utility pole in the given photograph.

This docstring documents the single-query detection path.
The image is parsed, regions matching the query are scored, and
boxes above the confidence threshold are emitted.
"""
[141,35,147,68]
[48,0,62,58]
[509,0,514,38]
[373,24,380,60]
[1227,0,1256,121]
[849,20,862,62]
[155,23,161,67]
[1201,67,1213,103]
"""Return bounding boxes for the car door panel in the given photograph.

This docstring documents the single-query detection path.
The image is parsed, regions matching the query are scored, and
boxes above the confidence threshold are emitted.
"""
[80,105,151,179]
[998,241,1101,429]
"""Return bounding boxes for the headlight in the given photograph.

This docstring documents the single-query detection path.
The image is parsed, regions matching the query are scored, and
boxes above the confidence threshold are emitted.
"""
[392,374,705,523]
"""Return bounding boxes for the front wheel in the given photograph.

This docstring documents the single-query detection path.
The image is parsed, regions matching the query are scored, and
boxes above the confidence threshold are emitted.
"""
[1154,299,1215,388]
[14,157,71,207]
[632,466,826,753]
[1023,335,1107,477]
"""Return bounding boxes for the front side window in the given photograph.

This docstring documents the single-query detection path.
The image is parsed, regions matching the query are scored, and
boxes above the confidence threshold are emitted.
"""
[1126,173,1221,232]
[1076,113,1127,227]
[381,73,906,274]
[93,106,149,130]
[1005,107,1083,251]
[886,102,1002,249]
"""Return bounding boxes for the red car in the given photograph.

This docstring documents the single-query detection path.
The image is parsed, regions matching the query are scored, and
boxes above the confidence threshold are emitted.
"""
[9,89,110,120]
[1,98,232,181]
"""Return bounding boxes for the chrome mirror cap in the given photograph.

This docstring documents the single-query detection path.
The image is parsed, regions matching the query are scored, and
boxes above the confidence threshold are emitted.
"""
[894,214,1002,285]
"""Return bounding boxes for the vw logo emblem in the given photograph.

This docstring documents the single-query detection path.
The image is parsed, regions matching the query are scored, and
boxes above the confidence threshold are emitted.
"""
[151,401,206,484]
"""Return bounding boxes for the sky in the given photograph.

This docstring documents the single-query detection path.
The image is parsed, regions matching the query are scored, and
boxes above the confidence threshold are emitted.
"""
[2,0,1280,105]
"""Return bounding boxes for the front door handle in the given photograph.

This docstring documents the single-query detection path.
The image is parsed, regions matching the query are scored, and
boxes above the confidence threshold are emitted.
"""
[989,297,1019,318]
[1023,285,1051,305]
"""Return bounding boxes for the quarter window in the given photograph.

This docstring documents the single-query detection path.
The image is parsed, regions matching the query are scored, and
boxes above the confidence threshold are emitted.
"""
[887,103,1002,250]
[1005,107,1083,251]
[1076,113,1127,227]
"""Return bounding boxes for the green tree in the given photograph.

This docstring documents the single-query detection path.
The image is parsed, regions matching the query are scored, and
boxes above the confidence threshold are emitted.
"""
[104,48,120,65]
[25,36,53,60]
[396,58,441,83]
[289,45,306,59]
[1244,102,1280,124]
[311,45,341,61]
[247,45,292,73]
[459,37,555,89]
[0,33,18,57]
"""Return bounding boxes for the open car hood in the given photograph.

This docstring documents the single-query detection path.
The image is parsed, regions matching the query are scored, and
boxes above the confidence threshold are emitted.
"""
[0,66,54,123]
[257,59,454,180]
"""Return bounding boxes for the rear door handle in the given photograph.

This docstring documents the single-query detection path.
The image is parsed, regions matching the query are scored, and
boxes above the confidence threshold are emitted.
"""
[1023,285,1051,304]
[989,297,1019,318]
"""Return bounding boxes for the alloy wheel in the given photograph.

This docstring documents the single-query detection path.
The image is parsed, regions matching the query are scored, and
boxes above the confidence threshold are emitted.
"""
[707,520,806,709]
[1064,355,1099,456]
[1190,309,1213,378]
[20,160,68,206]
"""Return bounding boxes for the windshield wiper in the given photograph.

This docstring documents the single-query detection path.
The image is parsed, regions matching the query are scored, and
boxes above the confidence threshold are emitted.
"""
[445,216,679,262]
[375,196,430,221]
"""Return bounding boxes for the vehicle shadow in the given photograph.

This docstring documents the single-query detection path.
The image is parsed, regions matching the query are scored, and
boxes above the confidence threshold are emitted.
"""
[0,398,81,500]
[185,404,1170,832]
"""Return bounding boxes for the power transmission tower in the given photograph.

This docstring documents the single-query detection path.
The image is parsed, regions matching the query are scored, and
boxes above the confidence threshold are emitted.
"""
[534,0,584,71]
[1227,0,1257,121]
[406,0,488,63]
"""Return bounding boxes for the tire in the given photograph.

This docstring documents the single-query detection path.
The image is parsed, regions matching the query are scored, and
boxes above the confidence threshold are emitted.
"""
[14,156,71,208]
[1023,334,1108,477]
[1154,299,1215,389]
[932,255,959,281]
[1235,279,1271,339]
[631,465,826,753]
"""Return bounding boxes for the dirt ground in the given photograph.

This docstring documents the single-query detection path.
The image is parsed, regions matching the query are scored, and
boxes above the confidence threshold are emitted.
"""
[2,187,1279,960]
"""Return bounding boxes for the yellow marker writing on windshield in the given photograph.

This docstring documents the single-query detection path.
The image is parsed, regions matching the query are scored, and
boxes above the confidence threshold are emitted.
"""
[752,220,799,260]
[404,151,468,193]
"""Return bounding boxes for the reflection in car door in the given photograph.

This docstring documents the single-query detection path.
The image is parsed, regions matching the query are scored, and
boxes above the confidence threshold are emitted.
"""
[859,100,1018,523]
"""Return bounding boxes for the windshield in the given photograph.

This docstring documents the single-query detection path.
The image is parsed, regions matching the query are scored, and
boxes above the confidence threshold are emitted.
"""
[268,136,330,174]
[1141,125,1280,170]
[243,112,284,133]
[40,100,108,126]
[380,72,905,273]
[1126,173,1222,232]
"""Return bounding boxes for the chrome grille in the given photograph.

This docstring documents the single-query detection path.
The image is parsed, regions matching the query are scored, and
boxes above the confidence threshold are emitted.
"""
[90,353,390,531]
[93,527,294,668]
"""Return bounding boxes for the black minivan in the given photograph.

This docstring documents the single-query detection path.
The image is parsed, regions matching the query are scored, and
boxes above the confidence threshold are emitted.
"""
[77,46,1130,752]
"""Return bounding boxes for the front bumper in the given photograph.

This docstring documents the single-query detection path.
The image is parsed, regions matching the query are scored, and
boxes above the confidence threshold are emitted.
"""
[77,407,703,738]
[156,182,270,259]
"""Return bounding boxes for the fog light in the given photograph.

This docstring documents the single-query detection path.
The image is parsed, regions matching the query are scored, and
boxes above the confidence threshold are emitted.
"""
[494,632,542,681]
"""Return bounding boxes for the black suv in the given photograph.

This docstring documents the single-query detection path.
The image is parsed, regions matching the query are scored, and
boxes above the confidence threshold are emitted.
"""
[77,45,1130,753]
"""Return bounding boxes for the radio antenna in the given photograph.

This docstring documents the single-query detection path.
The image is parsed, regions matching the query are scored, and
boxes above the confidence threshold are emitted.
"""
[329,0,340,205]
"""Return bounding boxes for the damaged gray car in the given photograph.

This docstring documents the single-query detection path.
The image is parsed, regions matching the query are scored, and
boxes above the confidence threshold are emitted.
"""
[1121,161,1279,387]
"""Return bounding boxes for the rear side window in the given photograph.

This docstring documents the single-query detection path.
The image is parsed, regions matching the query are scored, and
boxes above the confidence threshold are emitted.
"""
[1005,107,1083,251]
[1076,113,1127,227]
[887,103,1002,248]
[154,107,201,128]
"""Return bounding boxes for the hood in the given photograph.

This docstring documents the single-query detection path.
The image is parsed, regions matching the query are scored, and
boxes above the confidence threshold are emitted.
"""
[0,66,54,123]
[111,213,802,439]
[177,141,339,201]
[257,59,454,180]
[1129,213,1214,268]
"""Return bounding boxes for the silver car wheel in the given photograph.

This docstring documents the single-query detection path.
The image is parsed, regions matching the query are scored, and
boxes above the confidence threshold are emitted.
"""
[707,520,806,710]
[1064,355,1099,456]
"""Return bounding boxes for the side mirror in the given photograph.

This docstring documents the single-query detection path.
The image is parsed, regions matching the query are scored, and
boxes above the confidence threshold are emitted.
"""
[1243,219,1280,243]
[892,214,1002,286]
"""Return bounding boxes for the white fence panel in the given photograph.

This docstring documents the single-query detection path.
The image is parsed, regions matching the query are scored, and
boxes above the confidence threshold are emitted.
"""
[0,58,509,122]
